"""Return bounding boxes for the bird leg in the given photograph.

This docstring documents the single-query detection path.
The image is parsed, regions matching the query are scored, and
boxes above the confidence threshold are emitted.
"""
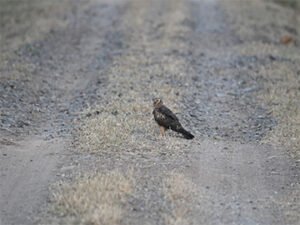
[159,126,166,137]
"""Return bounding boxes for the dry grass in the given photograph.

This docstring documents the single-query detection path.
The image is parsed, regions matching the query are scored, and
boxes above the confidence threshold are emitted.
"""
[230,44,300,159]
[164,172,197,201]
[76,23,193,154]
[51,1,196,223]
[51,171,134,225]
[221,0,300,158]
[77,99,156,153]
[163,172,197,225]
[77,98,192,155]
[259,62,300,158]
[272,0,300,9]
[74,0,196,155]
[221,0,300,44]
[0,0,71,51]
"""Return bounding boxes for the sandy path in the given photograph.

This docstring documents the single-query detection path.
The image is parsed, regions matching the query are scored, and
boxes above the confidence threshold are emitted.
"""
[0,1,126,224]
[0,0,299,224]
[0,138,65,225]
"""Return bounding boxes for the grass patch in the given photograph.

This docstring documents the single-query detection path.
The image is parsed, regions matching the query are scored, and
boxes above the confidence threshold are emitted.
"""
[77,98,192,155]
[51,171,134,225]
[221,0,300,158]
[272,0,300,9]
[259,62,300,158]
[77,99,156,153]
[76,47,193,154]
[0,0,71,51]
[163,172,197,225]
[75,0,194,155]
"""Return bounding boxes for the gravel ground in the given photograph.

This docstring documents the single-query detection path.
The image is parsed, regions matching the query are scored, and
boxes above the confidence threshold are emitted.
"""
[0,0,299,225]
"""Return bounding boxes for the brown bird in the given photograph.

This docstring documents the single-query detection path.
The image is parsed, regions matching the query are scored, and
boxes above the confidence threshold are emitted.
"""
[280,35,294,45]
[152,98,194,139]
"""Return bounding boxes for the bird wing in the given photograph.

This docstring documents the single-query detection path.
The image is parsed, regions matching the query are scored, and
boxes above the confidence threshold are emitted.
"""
[158,105,179,121]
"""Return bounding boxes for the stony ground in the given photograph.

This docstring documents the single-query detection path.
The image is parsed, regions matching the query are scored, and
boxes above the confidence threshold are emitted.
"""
[0,0,299,225]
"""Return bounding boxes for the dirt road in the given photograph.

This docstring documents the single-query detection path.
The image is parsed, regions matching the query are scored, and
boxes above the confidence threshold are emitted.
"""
[0,0,299,224]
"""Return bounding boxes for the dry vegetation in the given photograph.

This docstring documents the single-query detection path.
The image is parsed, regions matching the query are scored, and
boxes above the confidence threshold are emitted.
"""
[272,0,300,9]
[76,54,189,154]
[259,61,300,158]
[162,172,220,225]
[221,0,300,158]
[76,55,195,154]
[49,171,134,225]
[0,0,71,51]
[163,172,197,225]
[222,0,299,44]
[1,0,299,224]
[76,0,193,155]
[77,99,156,153]
[50,2,197,223]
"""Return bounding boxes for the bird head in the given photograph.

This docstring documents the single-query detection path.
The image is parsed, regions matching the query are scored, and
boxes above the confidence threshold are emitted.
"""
[153,98,163,108]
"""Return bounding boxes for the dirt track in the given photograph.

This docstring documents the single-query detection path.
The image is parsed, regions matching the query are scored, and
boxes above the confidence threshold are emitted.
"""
[0,0,299,224]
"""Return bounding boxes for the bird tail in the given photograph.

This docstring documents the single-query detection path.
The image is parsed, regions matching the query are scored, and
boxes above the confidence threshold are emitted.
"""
[172,125,194,139]
[179,128,194,139]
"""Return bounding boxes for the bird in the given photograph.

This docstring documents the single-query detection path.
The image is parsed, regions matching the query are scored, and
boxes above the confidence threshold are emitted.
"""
[152,98,194,139]
[280,35,294,45]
